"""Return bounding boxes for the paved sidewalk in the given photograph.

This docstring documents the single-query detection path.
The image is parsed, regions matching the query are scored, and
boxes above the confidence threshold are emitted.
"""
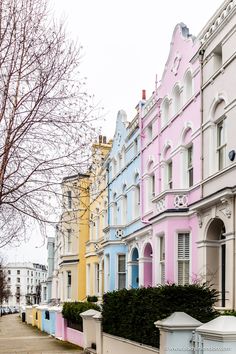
[0,314,83,354]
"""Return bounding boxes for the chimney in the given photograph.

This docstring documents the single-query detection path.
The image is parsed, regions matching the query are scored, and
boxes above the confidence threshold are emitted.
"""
[99,135,102,143]
[103,136,107,144]
[142,89,146,100]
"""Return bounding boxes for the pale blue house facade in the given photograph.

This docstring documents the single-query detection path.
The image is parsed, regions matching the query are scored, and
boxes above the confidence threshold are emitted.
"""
[103,109,143,292]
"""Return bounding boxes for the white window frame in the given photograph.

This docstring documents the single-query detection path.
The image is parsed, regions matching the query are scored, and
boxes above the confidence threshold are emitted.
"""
[122,194,127,225]
[187,145,193,187]
[183,70,193,103]
[161,98,170,126]
[167,160,173,189]
[177,232,190,285]
[94,263,99,295]
[67,228,72,253]
[67,271,72,299]
[86,264,91,296]
[117,254,126,290]
[105,254,110,292]
[217,118,226,171]
[67,190,72,209]
[159,235,165,285]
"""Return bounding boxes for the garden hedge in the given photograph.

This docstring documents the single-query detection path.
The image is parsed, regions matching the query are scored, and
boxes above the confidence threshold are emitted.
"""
[102,283,218,348]
[62,301,100,331]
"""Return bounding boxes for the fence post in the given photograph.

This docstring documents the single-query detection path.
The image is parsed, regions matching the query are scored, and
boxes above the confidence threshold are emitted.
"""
[94,312,103,354]
[80,309,101,351]
[196,315,236,354]
[155,312,202,354]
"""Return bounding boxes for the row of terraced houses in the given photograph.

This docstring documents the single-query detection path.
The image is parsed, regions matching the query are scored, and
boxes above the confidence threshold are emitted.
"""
[45,0,236,310]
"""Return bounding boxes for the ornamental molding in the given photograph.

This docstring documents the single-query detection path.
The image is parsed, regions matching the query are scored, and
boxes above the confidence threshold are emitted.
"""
[200,0,236,45]
[171,52,182,76]
[220,197,232,218]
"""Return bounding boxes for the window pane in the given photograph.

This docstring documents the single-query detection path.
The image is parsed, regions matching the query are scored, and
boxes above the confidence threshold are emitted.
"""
[118,273,126,290]
[118,255,125,272]
[217,122,224,146]
[188,168,193,187]
[178,233,190,285]
[160,237,165,261]
[168,161,172,189]
[67,190,72,209]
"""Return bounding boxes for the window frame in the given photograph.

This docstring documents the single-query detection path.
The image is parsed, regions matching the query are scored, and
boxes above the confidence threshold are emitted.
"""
[217,118,226,171]
[67,271,72,299]
[187,145,193,187]
[159,236,165,285]
[167,160,173,189]
[67,190,72,209]
[177,232,190,285]
[117,254,126,290]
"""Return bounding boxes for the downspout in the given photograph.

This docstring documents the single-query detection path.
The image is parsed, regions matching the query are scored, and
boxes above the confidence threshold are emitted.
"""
[199,48,205,199]
[106,166,110,227]
[139,90,151,225]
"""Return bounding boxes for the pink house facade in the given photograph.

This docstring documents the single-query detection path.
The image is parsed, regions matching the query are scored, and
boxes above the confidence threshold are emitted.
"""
[129,23,201,287]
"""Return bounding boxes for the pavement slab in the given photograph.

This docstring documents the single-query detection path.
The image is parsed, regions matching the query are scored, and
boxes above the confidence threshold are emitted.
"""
[0,314,83,354]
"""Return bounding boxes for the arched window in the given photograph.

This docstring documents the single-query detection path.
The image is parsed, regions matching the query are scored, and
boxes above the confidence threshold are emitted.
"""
[172,84,181,115]
[208,97,227,175]
[122,184,127,225]
[180,125,193,188]
[183,71,193,103]
[112,193,118,225]
[95,207,100,240]
[166,160,172,189]
[113,158,117,177]
[146,160,155,210]
[206,218,226,307]
[134,173,140,218]
[161,97,170,126]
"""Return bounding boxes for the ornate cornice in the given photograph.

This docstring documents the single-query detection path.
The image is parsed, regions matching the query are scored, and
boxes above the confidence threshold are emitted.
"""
[199,0,236,45]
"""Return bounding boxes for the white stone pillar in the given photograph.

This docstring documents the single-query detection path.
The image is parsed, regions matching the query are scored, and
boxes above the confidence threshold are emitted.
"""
[196,316,236,354]
[138,257,145,287]
[94,312,103,354]
[155,312,202,354]
[80,309,101,350]
[127,261,132,289]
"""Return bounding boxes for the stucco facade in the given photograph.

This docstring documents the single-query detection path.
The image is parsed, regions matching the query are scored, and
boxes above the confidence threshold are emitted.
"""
[104,110,142,291]
[85,136,111,299]
[191,0,236,309]
[135,23,201,287]
[54,173,90,302]
[5,262,47,307]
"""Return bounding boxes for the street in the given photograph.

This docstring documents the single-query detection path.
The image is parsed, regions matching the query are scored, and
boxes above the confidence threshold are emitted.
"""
[0,314,83,354]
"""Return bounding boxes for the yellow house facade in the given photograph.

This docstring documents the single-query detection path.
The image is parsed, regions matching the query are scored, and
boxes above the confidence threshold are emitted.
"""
[85,136,111,299]
[58,173,90,302]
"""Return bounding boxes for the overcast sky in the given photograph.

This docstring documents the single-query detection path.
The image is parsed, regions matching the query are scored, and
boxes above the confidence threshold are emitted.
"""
[4,0,224,265]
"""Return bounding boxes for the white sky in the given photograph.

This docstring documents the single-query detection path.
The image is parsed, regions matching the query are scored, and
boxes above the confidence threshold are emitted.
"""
[3,0,224,265]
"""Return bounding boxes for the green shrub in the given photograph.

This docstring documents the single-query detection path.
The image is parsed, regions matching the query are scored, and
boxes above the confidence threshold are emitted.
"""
[62,301,100,331]
[87,295,98,303]
[222,310,236,316]
[102,283,218,348]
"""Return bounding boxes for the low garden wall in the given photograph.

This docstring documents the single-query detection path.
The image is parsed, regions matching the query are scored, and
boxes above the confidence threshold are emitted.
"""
[55,311,84,348]
[103,333,159,354]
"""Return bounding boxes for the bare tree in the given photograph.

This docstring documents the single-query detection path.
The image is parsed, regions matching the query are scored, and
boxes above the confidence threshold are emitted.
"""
[0,261,10,306]
[0,0,100,247]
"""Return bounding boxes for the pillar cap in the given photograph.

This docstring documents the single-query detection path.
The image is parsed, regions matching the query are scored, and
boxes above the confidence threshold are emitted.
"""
[155,312,202,330]
[196,316,236,336]
[80,309,101,319]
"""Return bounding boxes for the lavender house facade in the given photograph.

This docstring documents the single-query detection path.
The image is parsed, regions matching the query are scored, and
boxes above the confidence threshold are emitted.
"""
[191,0,236,309]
